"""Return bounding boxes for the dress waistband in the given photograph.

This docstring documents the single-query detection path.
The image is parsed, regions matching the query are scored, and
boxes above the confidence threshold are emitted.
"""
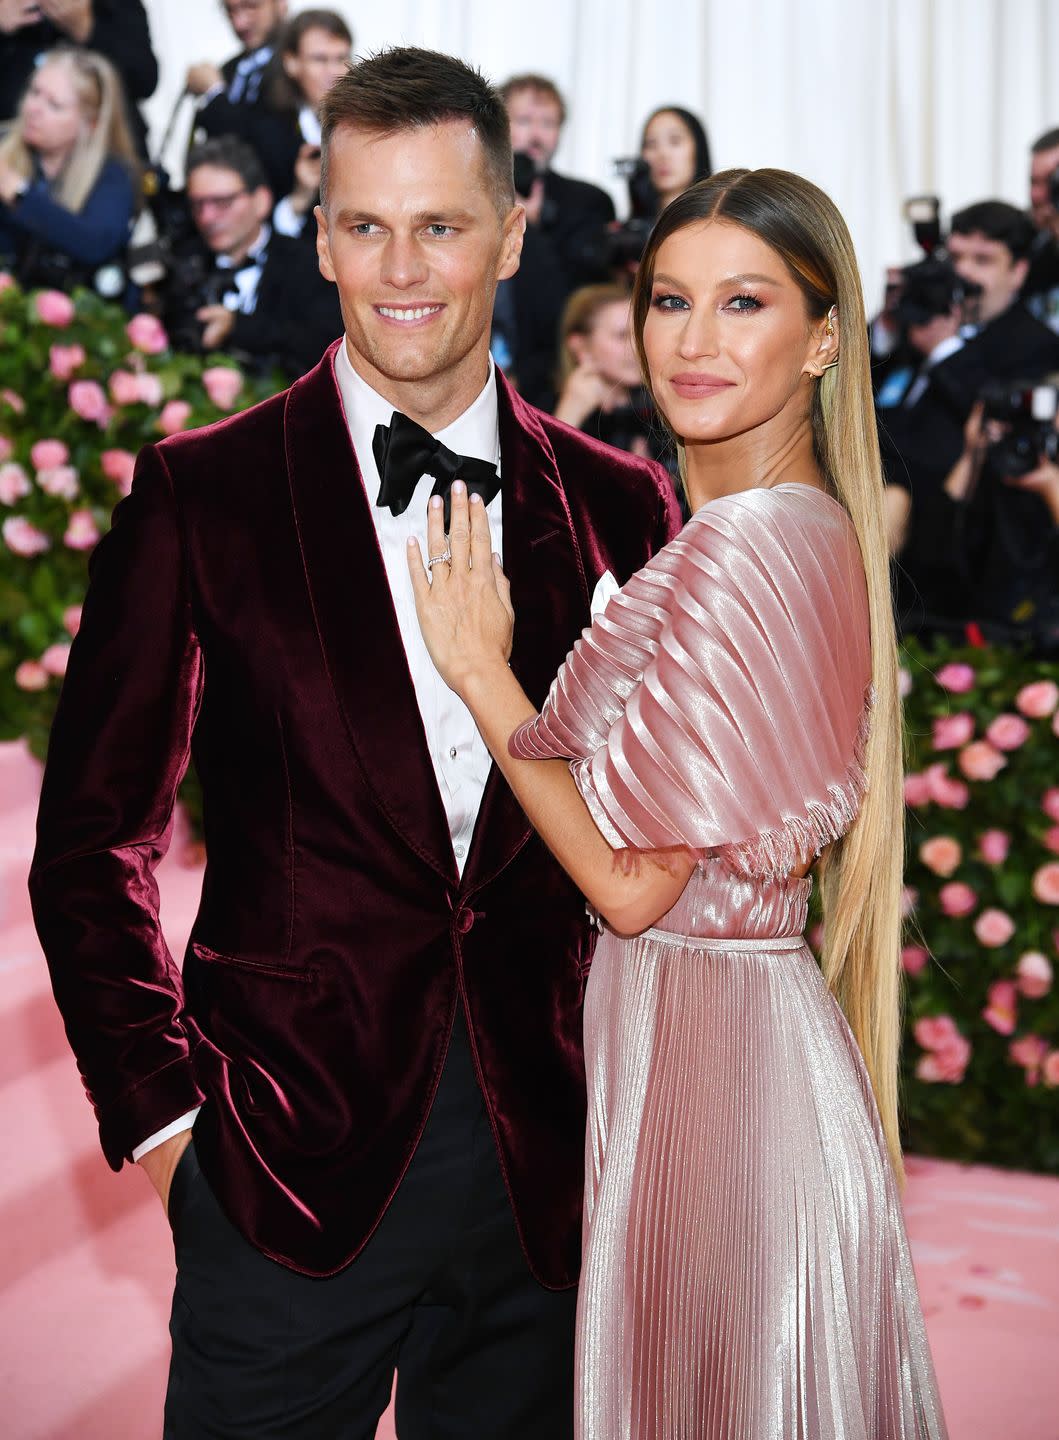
[637,928,807,953]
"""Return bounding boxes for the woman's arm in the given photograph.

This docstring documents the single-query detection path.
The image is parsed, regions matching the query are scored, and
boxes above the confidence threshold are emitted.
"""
[6,160,133,266]
[409,485,695,936]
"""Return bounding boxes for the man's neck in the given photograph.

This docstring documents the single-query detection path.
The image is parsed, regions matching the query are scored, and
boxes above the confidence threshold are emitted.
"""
[342,337,493,433]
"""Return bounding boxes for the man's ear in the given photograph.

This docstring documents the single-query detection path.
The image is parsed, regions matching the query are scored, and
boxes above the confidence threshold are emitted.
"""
[1012,256,1030,293]
[315,204,335,282]
[253,185,273,222]
[497,202,526,282]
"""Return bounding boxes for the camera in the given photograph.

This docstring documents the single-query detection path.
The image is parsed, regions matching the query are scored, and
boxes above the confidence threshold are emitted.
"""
[893,255,981,329]
[980,378,1059,479]
[598,158,657,266]
[903,195,943,256]
[162,242,231,354]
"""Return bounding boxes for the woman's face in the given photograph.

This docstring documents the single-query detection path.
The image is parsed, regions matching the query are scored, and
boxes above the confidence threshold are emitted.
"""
[642,111,697,199]
[642,220,827,445]
[575,300,642,389]
[20,62,87,157]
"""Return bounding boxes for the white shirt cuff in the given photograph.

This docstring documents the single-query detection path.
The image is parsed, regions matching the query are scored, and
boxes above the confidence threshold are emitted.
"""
[132,1107,201,1162]
[273,195,307,238]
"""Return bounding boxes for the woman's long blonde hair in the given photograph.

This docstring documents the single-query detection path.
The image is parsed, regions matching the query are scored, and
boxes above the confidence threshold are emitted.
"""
[632,168,906,1180]
[557,282,633,387]
[0,48,140,213]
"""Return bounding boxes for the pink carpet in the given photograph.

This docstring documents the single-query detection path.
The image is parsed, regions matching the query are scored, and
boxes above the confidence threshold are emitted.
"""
[2,739,1056,1440]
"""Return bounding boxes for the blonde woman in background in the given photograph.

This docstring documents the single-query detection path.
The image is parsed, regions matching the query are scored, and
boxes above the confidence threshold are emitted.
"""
[410,167,948,1437]
[0,48,139,295]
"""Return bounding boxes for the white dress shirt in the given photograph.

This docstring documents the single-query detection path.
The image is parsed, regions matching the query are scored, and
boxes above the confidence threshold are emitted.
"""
[134,340,504,1161]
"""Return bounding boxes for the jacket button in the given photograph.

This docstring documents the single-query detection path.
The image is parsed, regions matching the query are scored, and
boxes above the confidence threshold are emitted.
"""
[455,908,475,934]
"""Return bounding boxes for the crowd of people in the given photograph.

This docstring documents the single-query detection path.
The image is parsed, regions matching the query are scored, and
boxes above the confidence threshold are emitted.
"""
[2,0,1058,647]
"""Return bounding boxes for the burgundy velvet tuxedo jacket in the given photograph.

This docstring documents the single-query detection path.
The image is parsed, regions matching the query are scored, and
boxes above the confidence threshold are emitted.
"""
[29,343,680,1281]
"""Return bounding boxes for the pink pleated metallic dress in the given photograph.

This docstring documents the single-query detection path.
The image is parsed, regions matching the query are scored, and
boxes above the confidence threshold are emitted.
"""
[511,484,947,1440]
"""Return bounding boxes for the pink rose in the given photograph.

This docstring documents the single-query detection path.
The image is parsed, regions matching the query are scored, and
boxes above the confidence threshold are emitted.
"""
[982,979,1018,1035]
[1031,862,1059,905]
[125,313,168,354]
[916,1036,971,1084]
[898,667,912,699]
[0,271,14,294]
[62,604,82,637]
[932,712,975,750]
[935,662,976,693]
[1054,709,1059,739]
[63,509,100,550]
[1043,1052,1059,1088]
[2,515,50,556]
[978,829,1011,865]
[0,463,31,505]
[158,400,192,436]
[68,379,110,425]
[974,908,1015,948]
[902,944,929,976]
[0,434,10,463]
[1042,789,1059,823]
[36,464,79,500]
[986,714,1031,751]
[1016,951,1053,999]
[914,1014,961,1051]
[14,659,50,691]
[34,289,75,327]
[1017,680,1059,719]
[136,372,163,407]
[958,741,1006,782]
[1009,1034,1048,1085]
[2,389,25,414]
[108,368,142,406]
[40,642,70,677]
[904,772,931,807]
[939,881,976,918]
[925,763,970,809]
[901,885,919,918]
[30,438,69,471]
[49,343,85,381]
[100,448,136,494]
[203,365,243,410]
[1043,827,1059,856]
[919,835,962,877]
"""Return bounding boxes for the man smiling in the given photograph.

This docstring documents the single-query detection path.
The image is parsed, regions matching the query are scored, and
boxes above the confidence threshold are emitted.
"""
[30,45,678,1438]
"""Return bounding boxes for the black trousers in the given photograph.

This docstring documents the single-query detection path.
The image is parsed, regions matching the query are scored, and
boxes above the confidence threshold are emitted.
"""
[163,1015,577,1438]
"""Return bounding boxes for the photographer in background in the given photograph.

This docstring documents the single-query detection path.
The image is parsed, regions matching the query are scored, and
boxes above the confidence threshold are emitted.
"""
[0,0,156,157]
[162,137,341,380]
[1025,126,1059,334]
[188,0,288,174]
[498,73,615,410]
[0,47,139,300]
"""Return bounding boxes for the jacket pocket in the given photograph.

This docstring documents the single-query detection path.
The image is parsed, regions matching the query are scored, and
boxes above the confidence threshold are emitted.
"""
[190,941,317,983]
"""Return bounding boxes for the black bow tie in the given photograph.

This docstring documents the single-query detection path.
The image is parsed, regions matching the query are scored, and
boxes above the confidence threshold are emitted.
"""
[372,411,500,528]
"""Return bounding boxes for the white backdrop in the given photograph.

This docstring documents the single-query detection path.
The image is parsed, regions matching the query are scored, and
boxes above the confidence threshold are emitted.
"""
[141,0,1059,309]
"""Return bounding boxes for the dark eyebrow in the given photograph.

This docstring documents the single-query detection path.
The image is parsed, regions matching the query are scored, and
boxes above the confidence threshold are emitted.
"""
[333,208,478,228]
[650,271,785,289]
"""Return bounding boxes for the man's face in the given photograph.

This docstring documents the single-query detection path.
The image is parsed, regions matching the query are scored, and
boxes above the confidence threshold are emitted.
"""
[224,0,286,52]
[948,229,1028,324]
[505,88,562,170]
[317,121,523,406]
[1030,144,1059,234]
[283,25,351,112]
[187,164,271,258]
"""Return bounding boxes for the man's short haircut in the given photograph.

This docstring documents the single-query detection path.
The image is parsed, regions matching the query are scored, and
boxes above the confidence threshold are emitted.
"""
[186,135,268,193]
[318,46,514,215]
[271,9,352,113]
[1031,127,1059,154]
[500,73,567,126]
[950,200,1036,263]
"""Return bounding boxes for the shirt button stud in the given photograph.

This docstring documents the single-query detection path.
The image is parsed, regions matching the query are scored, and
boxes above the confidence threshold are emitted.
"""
[449,746,458,759]
[454,843,466,859]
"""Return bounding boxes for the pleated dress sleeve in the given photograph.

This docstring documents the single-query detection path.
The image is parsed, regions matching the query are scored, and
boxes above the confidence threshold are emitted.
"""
[509,486,874,878]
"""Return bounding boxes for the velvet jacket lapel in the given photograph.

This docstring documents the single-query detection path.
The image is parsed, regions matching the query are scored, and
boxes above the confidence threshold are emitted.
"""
[284,344,457,884]
[462,370,592,892]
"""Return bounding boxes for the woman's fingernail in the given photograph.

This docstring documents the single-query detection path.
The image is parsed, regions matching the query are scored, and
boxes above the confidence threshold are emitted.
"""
[470,492,482,505]
[407,537,417,547]
[452,480,465,495]
[430,495,443,509]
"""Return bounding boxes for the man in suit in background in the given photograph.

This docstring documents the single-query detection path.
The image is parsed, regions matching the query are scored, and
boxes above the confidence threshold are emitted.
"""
[30,46,679,1438]
[164,136,342,379]
[498,73,616,410]
[186,0,287,148]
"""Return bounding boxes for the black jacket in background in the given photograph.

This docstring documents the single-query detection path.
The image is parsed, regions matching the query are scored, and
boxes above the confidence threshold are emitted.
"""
[509,169,616,411]
[0,1,157,156]
[195,59,302,203]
